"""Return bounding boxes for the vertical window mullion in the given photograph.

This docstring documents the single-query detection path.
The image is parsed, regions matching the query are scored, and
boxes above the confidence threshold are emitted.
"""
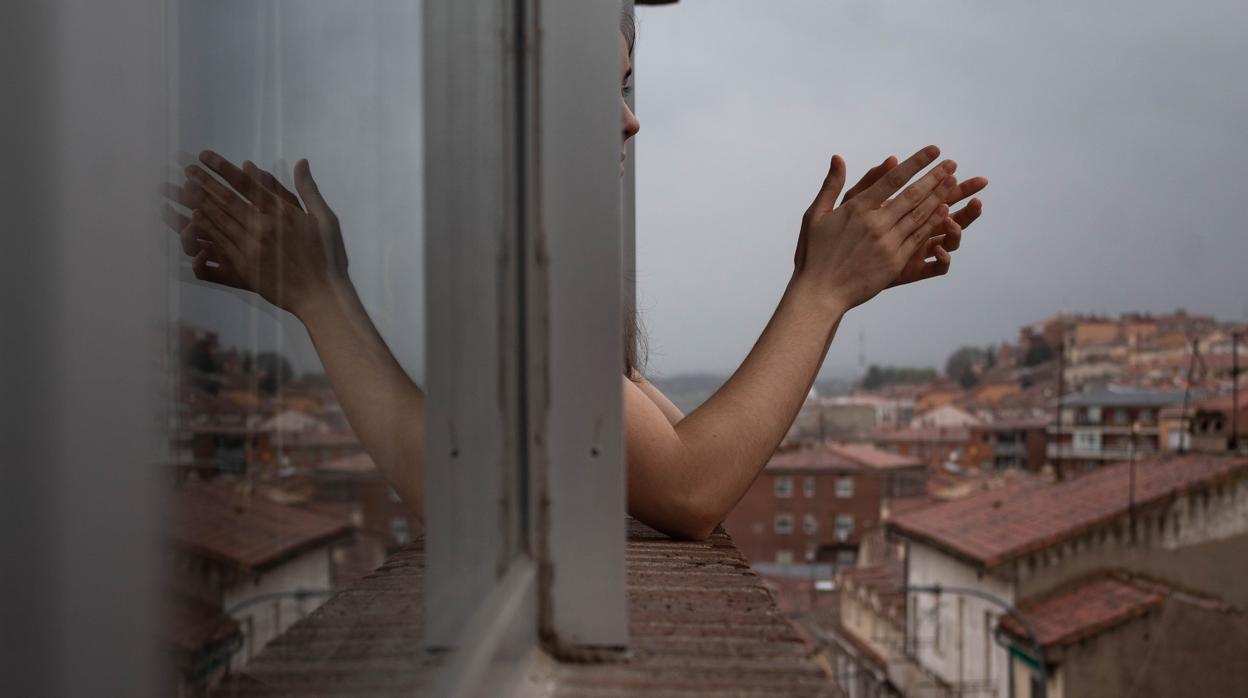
[530,0,629,652]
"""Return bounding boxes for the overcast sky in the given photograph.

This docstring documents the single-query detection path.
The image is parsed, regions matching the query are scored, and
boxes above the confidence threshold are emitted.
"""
[633,0,1248,380]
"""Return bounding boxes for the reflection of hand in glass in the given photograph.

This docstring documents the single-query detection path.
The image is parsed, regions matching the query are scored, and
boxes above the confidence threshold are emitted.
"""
[166,151,426,520]
[179,151,349,317]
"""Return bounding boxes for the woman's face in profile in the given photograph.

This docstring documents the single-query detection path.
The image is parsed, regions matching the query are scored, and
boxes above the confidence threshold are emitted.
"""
[620,34,640,175]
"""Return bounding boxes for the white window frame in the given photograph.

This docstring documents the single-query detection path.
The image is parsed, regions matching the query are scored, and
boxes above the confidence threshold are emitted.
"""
[835,476,855,499]
[835,514,854,542]
[424,1,630,689]
[1073,430,1101,452]
[774,513,795,534]
[774,476,794,498]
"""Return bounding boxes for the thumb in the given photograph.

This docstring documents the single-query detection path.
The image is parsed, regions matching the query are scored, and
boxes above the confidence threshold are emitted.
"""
[811,155,847,214]
[294,159,335,222]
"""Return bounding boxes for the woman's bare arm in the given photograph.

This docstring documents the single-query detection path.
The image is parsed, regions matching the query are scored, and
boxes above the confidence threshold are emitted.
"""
[623,145,966,540]
[177,153,426,513]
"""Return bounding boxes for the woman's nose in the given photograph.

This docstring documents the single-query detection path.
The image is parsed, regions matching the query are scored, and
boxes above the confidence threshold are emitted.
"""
[622,101,640,140]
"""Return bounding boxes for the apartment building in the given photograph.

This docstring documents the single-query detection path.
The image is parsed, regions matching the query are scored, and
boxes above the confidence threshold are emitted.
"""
[724,442,925,569]
[1047,387,1187,477]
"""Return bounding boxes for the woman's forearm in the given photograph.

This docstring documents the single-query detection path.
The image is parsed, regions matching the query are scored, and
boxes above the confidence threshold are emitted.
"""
[626,276,844,539]
[295,281,426,517]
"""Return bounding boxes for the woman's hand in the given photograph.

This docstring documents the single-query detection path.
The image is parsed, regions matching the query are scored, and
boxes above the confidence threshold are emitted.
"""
[792,145,963,311]
[169,151,349,317]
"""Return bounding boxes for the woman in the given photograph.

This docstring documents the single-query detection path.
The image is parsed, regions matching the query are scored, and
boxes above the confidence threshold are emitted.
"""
[167,17,986,540]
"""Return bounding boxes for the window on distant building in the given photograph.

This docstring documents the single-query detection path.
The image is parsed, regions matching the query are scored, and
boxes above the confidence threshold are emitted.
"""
[1074,430,1102,452]
[1140,408,1155,424]
[803,476,816,498]
[774,476,794,498]
[803,513,818,534]
[775,513,794,534]
[391,517,411,546]
[834,514,854,541]
[1087,406,1102,424]
[1113,408,1129,424]
[835,549,856,567]
[836,476,854,498]
[775,549,794,565]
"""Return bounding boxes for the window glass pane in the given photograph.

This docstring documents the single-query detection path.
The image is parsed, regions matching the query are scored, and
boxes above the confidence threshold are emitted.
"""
[163,2,424,691]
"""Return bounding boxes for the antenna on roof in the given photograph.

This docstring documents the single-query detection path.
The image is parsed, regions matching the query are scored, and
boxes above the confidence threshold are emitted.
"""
[1177,330,1205,454]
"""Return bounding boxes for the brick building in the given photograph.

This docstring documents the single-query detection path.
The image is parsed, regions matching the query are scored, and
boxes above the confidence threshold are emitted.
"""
[870,427,974,468]
[724,442,924,569]
[967,417,1049,472]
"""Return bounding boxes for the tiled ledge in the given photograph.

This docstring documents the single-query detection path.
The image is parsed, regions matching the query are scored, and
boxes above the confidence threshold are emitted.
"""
[214,520,836,697]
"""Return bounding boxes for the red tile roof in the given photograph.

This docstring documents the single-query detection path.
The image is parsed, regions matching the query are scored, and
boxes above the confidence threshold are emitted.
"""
[170,484,352,572]
[870,427,969,443]
[999,574,1164,648]
[768,441,922,472]
[888,454,1248,568]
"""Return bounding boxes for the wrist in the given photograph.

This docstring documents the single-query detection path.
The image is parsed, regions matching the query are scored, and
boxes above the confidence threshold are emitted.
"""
[292,277,360,331]
[785,272,851,320]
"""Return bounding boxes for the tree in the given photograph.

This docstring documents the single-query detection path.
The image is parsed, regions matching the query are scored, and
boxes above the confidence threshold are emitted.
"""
[1023,338,1055,367]
[860,364,938,391]
[254,351,294,395]
[945,346,990,389]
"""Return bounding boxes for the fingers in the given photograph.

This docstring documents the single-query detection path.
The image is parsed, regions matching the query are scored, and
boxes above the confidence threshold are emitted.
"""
[946,176,988,207]
[809,155,847,215]
[856,145,941,208]
[293,159,336,222]
[899,203,951,260]
[951,197,983,230]
[199,150,280,211]
[893,173,957,242]
[194,196,249,255]
[244,160,304,211]
[924,215,964,253]
[185,165,253,226]
[190,249,242,288]
[917,244,953,280]
[841,155,897,205]
[882,159,957,226]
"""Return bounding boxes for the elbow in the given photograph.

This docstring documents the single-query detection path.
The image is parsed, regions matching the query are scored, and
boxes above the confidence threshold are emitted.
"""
[664,492,722,542]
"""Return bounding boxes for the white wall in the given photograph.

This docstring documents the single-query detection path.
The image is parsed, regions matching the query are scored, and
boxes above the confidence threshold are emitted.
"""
[223,547,334,670]
[907,542,1014,698]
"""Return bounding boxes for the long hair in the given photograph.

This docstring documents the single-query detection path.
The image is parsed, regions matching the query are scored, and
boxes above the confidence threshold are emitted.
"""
[621,11,645,379]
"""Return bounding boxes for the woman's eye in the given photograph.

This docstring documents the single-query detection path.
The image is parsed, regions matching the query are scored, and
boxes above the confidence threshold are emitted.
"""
[621,85,633,98]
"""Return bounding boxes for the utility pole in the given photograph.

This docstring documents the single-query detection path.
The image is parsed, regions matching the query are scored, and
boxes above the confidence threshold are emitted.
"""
[1233,330,1241,453]
[1054,318,1066,480]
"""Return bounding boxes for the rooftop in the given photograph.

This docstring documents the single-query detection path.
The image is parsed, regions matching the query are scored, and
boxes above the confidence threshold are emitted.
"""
[869,427,969,443]
[1056,386,1189,408]
[768,441,923,472]
[888,454,1248,568]
[170,483,352,572]
[216,520,836,696]
[998,574,1164,648]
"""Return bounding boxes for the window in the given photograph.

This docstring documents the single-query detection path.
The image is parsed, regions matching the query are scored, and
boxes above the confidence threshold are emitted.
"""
[803,513,818,534]
[1087,406,1103,424]
[835,514,854,541]
[391,517,412,546]
[774,476,794,498]
[803,476,816,498]
[774,513,795,534]
[775,549,794,565]
[836,476,855,498]
[1140,408,1155,424]
[835,549,856,567]
[1113,408,1129,424]
[1074,430,1101,452]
